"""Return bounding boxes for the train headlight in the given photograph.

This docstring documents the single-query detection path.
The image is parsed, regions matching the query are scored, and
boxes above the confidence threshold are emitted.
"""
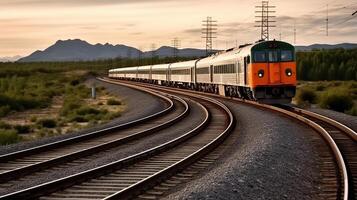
[285,68,293,77]
[258,70,264,78]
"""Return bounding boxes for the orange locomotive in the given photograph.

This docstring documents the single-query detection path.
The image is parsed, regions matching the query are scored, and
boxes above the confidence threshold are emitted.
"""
[109,40,297,104]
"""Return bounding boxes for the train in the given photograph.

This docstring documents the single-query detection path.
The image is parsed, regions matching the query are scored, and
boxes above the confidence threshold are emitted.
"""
[108,40,297,104]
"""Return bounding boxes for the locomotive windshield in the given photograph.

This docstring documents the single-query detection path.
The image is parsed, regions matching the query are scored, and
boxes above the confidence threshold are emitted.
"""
[253,50,294,63]
[268,51,278,62]
[281,50,293,62]
[252,41,295,63]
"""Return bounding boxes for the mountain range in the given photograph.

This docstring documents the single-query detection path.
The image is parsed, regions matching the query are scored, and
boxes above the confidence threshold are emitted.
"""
[8,39,357,62]
[17,39,207,62]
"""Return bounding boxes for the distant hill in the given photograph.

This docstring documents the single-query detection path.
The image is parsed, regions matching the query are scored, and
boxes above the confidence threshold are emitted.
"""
[295,43,357,51]
[19,39,207,62]
[0,55,22,62]
[17,39,357,62]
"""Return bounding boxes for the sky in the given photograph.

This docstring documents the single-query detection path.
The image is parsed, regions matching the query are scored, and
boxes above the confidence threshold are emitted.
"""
[0,0,356,57]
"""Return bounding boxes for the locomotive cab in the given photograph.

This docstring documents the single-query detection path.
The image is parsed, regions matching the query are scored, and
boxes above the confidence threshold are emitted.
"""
[250,40,297,104]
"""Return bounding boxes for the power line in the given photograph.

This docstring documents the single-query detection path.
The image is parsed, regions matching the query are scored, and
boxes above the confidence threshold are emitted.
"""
[255,1,276,41]
[352,11,357,16]
[202,16,217,56]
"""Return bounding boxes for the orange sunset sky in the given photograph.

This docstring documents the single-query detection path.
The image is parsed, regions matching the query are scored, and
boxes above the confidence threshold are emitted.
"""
[0,0,356,57]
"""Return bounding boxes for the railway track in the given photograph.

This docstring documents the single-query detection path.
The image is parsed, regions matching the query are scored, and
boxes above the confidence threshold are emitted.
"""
[0,81,234,200]
[0,88,188,189]
[279,106,357,200]
[106,78,356,200]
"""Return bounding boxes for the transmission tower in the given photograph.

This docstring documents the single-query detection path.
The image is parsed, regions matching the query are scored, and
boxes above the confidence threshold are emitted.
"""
[171,38,180,58]
[255,1,276,41]
[202,17,217,56]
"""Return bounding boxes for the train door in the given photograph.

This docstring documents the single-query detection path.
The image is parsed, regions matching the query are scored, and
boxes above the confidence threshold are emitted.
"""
[244,57,248,85]
[190,67,194,83]
[210,65,214,83]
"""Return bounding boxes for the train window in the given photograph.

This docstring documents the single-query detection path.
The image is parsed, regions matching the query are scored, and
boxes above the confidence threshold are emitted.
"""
[268,51,278,62]
[281,50,293,62]
[254,51,266,62]
[247,56,251,64]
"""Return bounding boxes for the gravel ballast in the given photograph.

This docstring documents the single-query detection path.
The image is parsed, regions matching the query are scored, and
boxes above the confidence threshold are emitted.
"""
[0,78,167,155]
[165,100,323,200]
[0,98,207,195]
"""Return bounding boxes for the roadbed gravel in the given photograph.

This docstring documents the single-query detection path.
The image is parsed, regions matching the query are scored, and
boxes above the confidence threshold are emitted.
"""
[165,100,324,200]
[0,78,167,155]
[0,98,206,195]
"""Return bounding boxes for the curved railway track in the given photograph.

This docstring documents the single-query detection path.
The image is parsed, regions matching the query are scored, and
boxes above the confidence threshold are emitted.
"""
[279,106,357,200]
[0,81,234,200]
[0,89,186,187]
[106,78,356,200]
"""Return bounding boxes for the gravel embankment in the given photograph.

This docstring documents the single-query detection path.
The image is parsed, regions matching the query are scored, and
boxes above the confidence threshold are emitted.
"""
[0,98,206,195]
[0,78,167,155]
[308,108,357,132]
[166,100,323,200]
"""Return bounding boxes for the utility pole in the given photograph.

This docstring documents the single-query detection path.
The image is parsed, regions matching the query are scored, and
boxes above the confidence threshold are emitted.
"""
[255,1,276,41]
[171,38,180,59]
[326,4,329,36]
[202,16,217,56]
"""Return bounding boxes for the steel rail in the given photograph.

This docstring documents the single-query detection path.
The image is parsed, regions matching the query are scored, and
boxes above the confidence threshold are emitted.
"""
[0,95,189,184]
[106,78,352,200]
[0,91,212,200]
[0,87,173,163]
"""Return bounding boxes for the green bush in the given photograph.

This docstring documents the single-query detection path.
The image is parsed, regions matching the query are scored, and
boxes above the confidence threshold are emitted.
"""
[0,105,11,117]
[14,125,31,134]
[319,90,354,112]
[0,129,19,145]
[296,89,317,105]
[315,85,325,91]
[76,106,101,115]
[346,106,357,116]
[37,119,57,128]
[0,121,11,129]
[69,115,89,123]
[107,98,121,105]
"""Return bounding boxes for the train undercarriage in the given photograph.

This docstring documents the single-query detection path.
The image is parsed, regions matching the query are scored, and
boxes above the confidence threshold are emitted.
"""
[114,77,295,104]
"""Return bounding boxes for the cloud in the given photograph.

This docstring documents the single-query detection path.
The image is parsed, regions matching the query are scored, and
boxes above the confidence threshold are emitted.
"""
[0,0,192,7]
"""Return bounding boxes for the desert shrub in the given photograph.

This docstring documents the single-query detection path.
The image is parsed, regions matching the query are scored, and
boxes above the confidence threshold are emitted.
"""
[316,85,326,91]
[0,121,11,129]
[107,98,121,105]
[60,100,81,116]
[0,105,11,117]
[296,89,317,105]
[76,106,101,115]
[14,125,31,134]
[70,79,80,86]
[319,90,354,112]
[346,106,357,116]
[37,119,57,128]
[0,129,19,145]
[69,115,88,123]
